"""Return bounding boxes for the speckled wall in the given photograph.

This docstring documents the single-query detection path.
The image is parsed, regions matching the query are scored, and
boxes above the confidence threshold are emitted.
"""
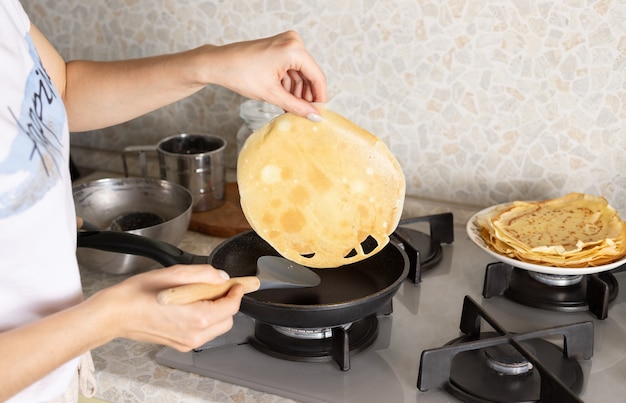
[21,0,626,214]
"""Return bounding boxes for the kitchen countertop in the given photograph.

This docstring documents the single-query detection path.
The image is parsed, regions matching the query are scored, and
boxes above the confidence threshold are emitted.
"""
[78,193,478,402]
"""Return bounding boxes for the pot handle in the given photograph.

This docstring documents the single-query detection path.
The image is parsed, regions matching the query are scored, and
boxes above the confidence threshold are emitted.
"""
[121,145,157,178]
[77,231,210,267]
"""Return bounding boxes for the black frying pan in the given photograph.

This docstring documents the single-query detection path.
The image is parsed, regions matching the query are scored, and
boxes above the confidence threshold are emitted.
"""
[77,230,409,328]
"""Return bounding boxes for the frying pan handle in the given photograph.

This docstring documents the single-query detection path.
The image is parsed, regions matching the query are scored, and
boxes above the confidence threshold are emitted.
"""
[77,231,210,267]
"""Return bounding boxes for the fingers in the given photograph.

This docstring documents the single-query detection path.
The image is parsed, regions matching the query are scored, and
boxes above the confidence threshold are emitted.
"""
[292,51,327,104]
[282,69,319,103]
[207,30,327,121]
[278,31,327,102]
[167,284,245,351]
[163,315,235,352]
[276,68,324,119]
[283,69,305,99]
[109,269,245,351]
[146,264,231,289]
[274,33,327,119]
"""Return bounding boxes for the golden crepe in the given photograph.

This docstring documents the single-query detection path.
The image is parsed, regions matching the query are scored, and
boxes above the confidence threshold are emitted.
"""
[477,193,626,268]
[237,106,405,268]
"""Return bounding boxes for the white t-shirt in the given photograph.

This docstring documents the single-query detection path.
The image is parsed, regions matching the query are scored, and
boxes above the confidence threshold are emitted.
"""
[0,0,83,401]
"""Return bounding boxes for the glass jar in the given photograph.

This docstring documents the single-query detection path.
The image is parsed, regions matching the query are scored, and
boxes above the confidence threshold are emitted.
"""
[236,99,283,155]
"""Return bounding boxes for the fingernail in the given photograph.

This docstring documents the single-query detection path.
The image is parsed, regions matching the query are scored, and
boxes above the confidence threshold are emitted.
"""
[307,113,323,122]
[218,270,230,280]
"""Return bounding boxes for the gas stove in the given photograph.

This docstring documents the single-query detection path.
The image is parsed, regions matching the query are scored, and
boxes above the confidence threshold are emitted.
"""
[156,214,626,403]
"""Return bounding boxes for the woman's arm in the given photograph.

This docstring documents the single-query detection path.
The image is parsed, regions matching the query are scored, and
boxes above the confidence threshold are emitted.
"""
[30,25,327,132]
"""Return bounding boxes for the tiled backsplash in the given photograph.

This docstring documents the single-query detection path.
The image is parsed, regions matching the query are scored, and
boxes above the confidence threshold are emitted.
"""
[22,0,626,214]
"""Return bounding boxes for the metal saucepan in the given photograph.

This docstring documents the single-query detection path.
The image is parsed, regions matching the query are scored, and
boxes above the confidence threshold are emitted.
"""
[77,230,409,328]
[73,177,193,274]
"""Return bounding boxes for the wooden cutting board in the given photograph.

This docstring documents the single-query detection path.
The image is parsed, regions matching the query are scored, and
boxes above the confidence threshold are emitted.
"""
[188,182,252,238]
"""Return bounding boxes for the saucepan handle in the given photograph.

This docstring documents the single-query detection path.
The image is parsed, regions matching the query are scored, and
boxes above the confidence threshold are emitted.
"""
[121,145,157,178]
[77,230,210,267]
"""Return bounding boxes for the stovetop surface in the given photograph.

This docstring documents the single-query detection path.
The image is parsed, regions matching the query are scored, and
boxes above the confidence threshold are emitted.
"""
[156,226,626,402]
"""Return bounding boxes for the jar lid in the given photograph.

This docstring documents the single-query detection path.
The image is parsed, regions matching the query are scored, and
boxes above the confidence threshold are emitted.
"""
[239,100,284,130]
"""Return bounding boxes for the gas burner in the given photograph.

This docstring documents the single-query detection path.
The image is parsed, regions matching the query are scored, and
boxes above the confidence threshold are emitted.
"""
[273,323,352,339]
[418,296,593,403]
[483,262,619,319]
[393,212,454,283]
[483,340,535,375]
[249,315,379,371]
[529,272,584,287]
[443,333,584,402]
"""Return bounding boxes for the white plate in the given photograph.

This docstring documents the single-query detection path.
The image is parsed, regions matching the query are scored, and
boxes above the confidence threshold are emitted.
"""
[466,203,626,275]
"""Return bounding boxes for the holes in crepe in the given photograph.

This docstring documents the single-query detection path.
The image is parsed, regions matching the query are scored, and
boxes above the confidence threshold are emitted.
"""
[344,235,379,259]
[298,235,380,261]
[360,235,380,254]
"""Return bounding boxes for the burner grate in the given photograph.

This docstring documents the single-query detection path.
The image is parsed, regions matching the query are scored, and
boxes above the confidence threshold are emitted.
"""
[249,315,379,371]
[482,262,618,319]
[394,212,454,283]
[417,296,593,403]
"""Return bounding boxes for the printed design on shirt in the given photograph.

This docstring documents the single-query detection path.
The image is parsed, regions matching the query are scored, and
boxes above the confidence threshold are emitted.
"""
[0,33,67,218]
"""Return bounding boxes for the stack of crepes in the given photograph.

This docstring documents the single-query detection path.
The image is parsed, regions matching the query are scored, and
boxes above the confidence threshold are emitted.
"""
[477,193,626,268]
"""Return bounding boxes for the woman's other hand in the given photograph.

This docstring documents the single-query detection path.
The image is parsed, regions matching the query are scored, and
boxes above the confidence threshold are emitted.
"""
[87,264,244,351]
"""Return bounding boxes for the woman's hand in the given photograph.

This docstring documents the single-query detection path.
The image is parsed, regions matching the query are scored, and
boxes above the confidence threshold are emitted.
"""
[0,263,244,400]
[199,30,327,120]
[88,264,245,351]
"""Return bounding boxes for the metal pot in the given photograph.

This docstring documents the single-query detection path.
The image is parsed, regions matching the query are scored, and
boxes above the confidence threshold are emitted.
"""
[73,177,193,274]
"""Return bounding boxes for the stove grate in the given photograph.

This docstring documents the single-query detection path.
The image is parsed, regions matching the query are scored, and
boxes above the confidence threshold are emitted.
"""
[249,315,379,371]
[394,212,454,284]
[417,296,593,403]
[482,262,618,319]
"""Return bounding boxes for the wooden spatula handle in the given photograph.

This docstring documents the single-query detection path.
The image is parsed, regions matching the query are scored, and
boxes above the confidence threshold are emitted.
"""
[157,277,261,305]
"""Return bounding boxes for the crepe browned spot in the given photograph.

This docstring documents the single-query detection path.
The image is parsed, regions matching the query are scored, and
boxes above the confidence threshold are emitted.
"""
[237,106,405,268]
[478,193,626,268]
